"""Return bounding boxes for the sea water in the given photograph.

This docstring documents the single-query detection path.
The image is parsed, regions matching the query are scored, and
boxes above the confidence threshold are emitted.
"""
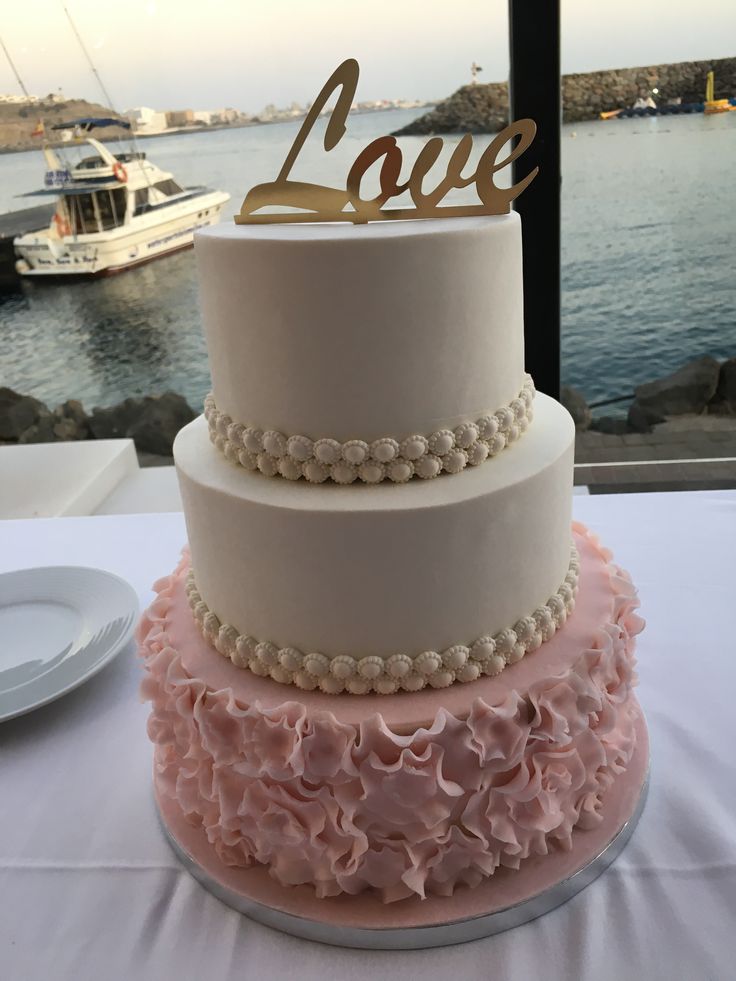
[0,108,734,410]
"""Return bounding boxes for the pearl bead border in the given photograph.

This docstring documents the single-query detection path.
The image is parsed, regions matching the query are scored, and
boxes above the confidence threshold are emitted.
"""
[184,543,579,695]
[204,375,535,484]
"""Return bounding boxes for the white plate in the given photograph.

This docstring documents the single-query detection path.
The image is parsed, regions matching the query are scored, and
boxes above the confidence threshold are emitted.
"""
[0,566,138,722]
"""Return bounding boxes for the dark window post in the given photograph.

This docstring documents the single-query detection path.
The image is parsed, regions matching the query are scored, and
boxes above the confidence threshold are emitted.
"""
[508,0,561,399]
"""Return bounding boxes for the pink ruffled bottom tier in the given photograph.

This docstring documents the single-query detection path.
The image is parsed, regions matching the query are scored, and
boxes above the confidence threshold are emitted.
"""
[139,522,645,905]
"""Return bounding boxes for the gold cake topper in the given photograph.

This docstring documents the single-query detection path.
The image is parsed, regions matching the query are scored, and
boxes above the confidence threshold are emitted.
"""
[236,59,538,225]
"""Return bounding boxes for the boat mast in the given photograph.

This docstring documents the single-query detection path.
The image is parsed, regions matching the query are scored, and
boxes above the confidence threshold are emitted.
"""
[0,33,32,101]
[0,32,65,171]
[61,2,153,189]
[61,4,118,119]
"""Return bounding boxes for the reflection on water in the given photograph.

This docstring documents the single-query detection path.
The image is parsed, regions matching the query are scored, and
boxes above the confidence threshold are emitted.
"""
[1,107,735,409]
[1,247,210,408]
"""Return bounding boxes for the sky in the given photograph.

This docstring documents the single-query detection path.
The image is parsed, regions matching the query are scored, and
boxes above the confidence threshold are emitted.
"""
[2,1,735,114]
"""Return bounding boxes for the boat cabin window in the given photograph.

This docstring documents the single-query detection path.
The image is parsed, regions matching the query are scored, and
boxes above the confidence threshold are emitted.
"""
[133,180,183,215]
[134,187,149,215]
[69,193,97,234]
[76,155,106,170]
[97,187,128,229]
[153,179,183,197]
[68,188,127,233]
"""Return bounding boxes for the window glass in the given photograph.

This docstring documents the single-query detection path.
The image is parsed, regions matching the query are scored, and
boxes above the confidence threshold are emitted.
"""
[97,188,127,229]
[559,3,736,491]
[133,188,149,214]
[70,193,98,234]
[153,179,183,197]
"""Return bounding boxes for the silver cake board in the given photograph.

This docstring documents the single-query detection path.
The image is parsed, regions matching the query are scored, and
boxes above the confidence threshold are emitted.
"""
[156,715,649,950]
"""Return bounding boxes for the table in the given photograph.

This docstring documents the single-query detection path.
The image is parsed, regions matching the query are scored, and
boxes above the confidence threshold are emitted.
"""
[93,466,182,515]
[2,491,735,981]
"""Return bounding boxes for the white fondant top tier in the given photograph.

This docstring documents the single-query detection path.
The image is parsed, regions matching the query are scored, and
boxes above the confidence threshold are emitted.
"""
[195,214,525,443]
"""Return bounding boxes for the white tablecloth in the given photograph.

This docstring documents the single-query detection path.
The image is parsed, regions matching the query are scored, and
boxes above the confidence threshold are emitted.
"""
[1,491,735,981]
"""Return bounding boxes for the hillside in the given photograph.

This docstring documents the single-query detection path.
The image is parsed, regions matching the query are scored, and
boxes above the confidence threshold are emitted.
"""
[0,98,129,152]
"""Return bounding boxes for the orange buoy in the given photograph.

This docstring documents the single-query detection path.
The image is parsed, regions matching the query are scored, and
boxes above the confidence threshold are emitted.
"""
[53,212,71,237]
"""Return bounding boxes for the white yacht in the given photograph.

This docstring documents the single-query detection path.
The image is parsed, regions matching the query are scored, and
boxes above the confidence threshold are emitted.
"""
[14,124,230,277]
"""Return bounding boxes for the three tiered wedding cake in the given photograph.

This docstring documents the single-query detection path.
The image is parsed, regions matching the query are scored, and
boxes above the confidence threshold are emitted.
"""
[139,209,647,937]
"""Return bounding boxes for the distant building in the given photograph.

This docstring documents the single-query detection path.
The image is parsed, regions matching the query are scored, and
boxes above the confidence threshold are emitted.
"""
[0,93,39,104]
[209,107,239,124]
[165,109,194,128]
[127,106,168,133]
[1,90,63,105]
[126,105,245,132]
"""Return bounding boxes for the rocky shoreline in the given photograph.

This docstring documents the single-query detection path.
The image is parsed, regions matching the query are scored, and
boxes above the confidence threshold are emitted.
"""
[0,102,429,155]
[394,56,736,135]
[0,389,195,460]
[562,356,736,434]
[1,356,734,460]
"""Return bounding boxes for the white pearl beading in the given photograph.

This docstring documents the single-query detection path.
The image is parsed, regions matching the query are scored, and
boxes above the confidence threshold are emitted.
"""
[185,543,579,695]
[204,375,535,484]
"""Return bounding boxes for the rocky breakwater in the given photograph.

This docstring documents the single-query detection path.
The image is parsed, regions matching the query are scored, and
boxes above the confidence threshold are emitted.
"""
[0,388,195,459]
[394,82,508,135]
[394,56,736,135]
[562,355,736,436]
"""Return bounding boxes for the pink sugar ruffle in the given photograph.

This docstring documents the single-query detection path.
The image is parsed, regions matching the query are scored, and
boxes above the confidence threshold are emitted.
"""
[139,530,643,904]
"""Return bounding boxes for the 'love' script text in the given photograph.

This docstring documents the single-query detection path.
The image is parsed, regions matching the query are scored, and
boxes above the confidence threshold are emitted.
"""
[235,58,538,225]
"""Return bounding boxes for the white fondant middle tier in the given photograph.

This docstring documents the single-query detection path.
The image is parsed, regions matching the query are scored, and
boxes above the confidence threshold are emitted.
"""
[194,214,525,444]
[174,393,574,661]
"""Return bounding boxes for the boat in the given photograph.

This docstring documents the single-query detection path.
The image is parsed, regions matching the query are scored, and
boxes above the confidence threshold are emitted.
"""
[703,70,736,115]
[600,69,736,121]
[600,100,706,119]
[14,120,230,277]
